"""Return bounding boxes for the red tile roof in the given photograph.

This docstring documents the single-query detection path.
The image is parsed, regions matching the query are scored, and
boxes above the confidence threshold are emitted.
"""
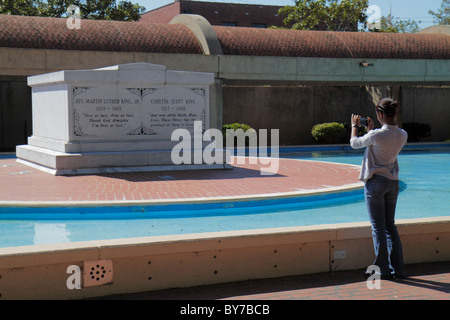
[1,14,449,59]
[213,26,450,59]
[0,14,203,54]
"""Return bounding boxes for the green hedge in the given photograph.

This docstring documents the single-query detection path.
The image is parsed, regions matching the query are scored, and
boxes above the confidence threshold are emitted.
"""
[311,122,347,144]
[222,123,255,146]
[222,123,254,133]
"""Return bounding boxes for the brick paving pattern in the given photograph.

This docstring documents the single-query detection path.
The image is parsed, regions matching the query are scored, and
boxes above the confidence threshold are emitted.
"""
[0,157,361,204]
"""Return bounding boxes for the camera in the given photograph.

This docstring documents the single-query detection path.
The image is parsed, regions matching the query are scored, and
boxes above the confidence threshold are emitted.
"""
[360,117,368,127]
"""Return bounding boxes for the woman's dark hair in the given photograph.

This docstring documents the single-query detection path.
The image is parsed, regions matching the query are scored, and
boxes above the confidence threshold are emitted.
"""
[377,98,398,117]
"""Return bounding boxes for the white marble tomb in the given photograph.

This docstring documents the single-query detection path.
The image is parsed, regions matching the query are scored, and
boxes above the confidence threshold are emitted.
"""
[16,63,229,175]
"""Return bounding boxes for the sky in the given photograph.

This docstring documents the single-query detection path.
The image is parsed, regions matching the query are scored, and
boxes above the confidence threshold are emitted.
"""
[136,0,444,29]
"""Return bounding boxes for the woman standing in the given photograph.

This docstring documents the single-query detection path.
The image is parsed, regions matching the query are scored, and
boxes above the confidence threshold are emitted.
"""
[350,98,408,279]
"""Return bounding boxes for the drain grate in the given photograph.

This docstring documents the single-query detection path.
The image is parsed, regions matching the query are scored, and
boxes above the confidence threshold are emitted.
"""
[83,259,113,287]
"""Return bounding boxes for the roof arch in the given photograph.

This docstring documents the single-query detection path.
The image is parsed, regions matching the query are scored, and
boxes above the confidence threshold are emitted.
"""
[0,14,203,54]
[213,26,450,59]
[0,14,449,59]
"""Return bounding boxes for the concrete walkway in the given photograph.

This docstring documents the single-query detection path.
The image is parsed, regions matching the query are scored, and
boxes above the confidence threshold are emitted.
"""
[103,261,449,300]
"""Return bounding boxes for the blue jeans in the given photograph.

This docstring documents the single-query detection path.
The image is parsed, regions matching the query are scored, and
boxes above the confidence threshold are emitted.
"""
[364,174,404,276]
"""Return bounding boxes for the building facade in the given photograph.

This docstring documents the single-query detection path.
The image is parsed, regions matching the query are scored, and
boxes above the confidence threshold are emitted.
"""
[139,0,288,28]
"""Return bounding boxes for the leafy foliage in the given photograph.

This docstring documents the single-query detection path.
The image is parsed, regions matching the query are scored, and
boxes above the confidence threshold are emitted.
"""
[222,123,256,146]
[0,0,146,21]
[311,122,348,144]
[276,0,422,33]
[371,15,421,33]
[277,0,369,31]
[222,123,254,133]
[429,0,450,25]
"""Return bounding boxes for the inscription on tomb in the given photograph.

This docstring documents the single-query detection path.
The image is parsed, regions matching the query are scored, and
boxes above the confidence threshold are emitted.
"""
[72,85,207,139]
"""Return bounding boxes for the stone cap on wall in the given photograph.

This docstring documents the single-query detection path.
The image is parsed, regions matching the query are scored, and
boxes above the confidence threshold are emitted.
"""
[27,62,215,86]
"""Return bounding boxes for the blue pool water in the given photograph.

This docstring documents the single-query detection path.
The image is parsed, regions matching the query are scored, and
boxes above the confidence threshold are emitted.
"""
[0,147,449,248]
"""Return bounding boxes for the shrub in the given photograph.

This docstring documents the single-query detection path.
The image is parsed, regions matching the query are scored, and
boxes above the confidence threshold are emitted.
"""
[222,123,255,147]
[402,122,431,142]
[311,122,347,144]
[222,123,254,133]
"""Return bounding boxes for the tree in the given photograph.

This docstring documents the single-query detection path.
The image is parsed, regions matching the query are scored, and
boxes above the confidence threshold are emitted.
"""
[371,15,421,33]
[429,0,450,25]
[277,0,369,31]
[0,0,42,16]
[0,0,146,21]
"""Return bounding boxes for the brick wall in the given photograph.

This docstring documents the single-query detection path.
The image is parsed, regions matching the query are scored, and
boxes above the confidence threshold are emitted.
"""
[140,0,287,28]
[139,1,181,24]
[179,1,286,28]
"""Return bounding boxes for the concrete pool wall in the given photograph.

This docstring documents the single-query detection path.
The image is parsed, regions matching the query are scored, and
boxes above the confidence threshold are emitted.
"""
[0,216,449,299]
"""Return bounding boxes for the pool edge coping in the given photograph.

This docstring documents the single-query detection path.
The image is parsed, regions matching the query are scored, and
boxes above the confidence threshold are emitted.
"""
[0,182,365,208]
[1,216,449,257]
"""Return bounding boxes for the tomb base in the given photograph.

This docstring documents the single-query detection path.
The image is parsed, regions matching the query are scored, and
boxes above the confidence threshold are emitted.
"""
[16,144,231,176]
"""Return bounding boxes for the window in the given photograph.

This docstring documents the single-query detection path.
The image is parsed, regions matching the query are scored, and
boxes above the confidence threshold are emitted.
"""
[252,23,267,28]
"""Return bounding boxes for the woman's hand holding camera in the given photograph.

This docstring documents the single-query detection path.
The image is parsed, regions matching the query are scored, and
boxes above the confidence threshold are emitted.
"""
[351,114,374,131]
[351,114,361,127]
[367,117,374,131]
